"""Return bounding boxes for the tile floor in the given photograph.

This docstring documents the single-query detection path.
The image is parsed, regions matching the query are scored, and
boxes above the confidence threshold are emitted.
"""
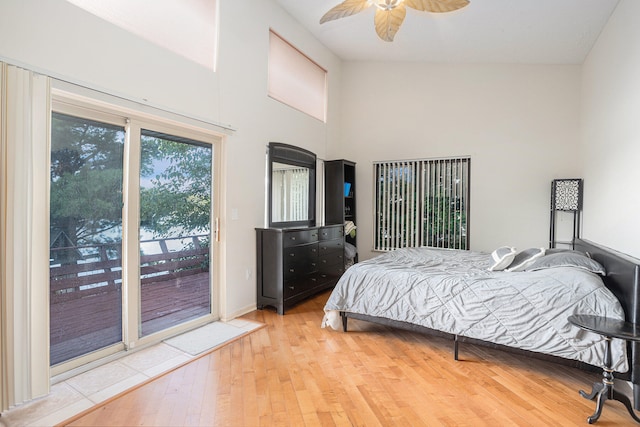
[0,319,263,427]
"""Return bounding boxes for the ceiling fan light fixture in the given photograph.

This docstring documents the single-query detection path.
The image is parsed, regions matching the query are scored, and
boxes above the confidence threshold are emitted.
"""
[320,0,469,43]
[368,0,404,11]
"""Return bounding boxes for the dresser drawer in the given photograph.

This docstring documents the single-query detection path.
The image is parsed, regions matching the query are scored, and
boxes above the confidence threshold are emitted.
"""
[319,226,343,240]
[315,264,344,285]
[319,238,344,254]
[283,229,319,247]
[284,259,318,280]
[319,252,344,269]
[284,243,318,264]
[285,243,318,279]
[283,276,317,299]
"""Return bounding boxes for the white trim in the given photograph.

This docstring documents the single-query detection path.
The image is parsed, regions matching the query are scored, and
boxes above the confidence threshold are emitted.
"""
[52,79,234,136]
[0,55,235,133]
[1,61,6,412]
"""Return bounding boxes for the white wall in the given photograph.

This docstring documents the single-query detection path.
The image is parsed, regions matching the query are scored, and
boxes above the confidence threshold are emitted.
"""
[0,0,343,318]
[581,0,640,258]
[333,62,582,258]
[217,1,342,317]
[0,0,221,123]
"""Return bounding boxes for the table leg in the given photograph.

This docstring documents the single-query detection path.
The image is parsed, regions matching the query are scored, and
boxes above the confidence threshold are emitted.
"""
[580,336,640,424]
[580,382,604,401]
[586,383,607,424]
[612,388,640,423]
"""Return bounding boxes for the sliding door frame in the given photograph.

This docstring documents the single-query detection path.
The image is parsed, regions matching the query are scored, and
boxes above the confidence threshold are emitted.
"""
[50,89,223,377]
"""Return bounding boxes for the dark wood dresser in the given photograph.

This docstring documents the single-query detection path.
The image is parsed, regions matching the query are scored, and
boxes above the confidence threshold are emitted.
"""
[256,224,344,314]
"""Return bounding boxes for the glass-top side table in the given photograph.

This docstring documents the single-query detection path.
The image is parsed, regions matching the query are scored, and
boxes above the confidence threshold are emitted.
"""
[568,314,640,424]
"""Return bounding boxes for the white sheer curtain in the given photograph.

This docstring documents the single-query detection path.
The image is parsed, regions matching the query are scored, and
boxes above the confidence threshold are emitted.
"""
[0,62,51,411]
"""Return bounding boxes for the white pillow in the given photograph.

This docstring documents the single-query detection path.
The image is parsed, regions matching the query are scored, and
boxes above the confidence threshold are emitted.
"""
[488,246,517,271]
[506,248,546,272]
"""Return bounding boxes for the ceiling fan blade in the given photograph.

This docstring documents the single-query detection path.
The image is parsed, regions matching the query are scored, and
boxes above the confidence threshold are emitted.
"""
[404,0,470,13]
[374,6,406,42]
[320,0,371,24]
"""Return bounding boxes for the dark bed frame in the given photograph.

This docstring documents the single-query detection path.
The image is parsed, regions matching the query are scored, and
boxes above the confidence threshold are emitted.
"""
[339,238,640,409]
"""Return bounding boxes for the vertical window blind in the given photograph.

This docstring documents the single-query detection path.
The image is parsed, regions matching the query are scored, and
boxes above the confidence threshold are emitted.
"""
[374,157,470,251]
[1,62,51,411]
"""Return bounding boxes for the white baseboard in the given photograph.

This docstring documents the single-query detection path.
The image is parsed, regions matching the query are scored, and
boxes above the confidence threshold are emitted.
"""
[221,303,259,322]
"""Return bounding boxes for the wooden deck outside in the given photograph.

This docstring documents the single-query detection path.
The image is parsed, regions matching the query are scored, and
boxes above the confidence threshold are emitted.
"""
[50,237,210,365]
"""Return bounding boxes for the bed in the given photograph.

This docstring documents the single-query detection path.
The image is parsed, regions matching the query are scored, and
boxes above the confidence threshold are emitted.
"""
[322,238,640,408]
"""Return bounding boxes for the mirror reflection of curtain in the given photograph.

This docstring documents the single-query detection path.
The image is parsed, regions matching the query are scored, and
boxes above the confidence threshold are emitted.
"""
[272,167,309,222]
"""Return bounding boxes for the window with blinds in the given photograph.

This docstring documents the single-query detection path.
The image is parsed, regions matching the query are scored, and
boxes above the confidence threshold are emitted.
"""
[374,157,470,251]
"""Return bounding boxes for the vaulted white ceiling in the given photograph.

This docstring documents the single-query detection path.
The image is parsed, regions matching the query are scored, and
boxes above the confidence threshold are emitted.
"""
[274,0,619,63]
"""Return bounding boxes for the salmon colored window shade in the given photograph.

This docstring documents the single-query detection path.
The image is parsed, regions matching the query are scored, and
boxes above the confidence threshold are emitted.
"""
[65,0,218,71]
[268,31,327,122]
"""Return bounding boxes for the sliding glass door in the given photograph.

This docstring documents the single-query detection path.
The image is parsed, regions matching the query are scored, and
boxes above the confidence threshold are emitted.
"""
[49,102,219,369]
[139,130,213,337]
[49,112,125,365]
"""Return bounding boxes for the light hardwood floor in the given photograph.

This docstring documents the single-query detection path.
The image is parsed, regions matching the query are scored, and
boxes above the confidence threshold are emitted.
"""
[63,290,637,426]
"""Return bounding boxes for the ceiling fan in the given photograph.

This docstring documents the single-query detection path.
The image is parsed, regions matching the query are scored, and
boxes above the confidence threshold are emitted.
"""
[320,0,470,42]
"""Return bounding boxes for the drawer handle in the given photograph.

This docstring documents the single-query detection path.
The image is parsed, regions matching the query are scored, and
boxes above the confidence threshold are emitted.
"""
[289,253,295,257]
[311,262,316,267]
[312,248,317,253]
[290,236,296,241]
[311,277,317,282]
[288,285,295,290]
[289,268,295,273]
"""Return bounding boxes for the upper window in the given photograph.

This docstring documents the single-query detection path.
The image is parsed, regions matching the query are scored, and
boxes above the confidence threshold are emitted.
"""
[65,0,218,71]
[374,157,470,252]
[268,30,327,122]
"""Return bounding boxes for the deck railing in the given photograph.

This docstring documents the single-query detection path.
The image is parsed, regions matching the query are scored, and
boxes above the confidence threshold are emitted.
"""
[49,234,209,301]
[49,234,210,364]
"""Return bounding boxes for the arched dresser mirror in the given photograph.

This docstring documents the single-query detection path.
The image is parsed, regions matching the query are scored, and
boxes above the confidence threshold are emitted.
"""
[268,142,316,228]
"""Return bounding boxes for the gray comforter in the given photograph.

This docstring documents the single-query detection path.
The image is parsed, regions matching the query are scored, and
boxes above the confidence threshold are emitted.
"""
[322,247,628,372]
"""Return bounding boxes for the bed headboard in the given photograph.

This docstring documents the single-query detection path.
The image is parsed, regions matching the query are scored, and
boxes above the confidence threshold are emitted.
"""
[574,239,640,323]
[574,238,640,407]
